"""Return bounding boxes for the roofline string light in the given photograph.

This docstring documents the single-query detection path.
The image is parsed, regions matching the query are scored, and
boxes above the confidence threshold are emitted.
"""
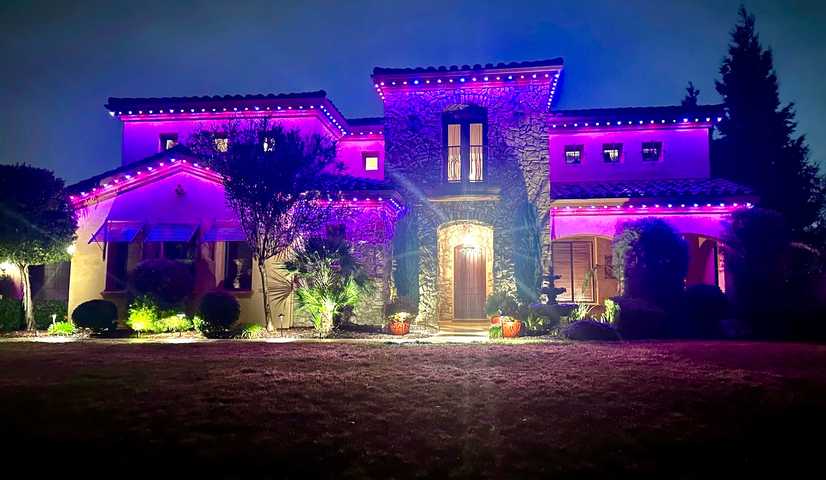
[551,202,753,215]
[373,70,561,105]
[551,117,723,129]
[109,103,349,136]
[68,158,403,214]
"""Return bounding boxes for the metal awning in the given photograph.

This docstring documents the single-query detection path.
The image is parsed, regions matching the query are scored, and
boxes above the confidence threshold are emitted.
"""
[203,223,246,242]
[89,221,143,243]
[144,223,199,242]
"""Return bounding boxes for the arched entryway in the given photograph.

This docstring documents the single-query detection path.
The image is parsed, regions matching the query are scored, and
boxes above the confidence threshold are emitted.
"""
[437,221,494,323]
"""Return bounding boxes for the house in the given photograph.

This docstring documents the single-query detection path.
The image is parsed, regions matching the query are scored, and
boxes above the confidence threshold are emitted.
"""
[62,58,753,330]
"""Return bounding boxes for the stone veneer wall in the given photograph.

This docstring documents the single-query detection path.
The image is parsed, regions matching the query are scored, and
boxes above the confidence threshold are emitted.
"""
[383,84,552,327]
[289,207,396,327]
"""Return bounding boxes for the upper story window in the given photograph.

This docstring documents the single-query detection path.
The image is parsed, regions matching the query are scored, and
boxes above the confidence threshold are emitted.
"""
[262,136,276,152]
[642,142,663,162]
[564,145,584,165]
[363,153,379,171]
[214,136,229,153]
[443,105,487,183]
[160,133,178,151]
[602,143,623,164]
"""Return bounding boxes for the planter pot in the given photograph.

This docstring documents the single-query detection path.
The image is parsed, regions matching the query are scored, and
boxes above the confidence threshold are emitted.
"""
[502,319,522,338]
[388,321,410,336]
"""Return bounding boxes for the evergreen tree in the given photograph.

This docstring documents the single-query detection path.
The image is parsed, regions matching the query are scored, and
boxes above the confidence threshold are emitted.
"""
[714,6,824,239]
[681,81,700,108]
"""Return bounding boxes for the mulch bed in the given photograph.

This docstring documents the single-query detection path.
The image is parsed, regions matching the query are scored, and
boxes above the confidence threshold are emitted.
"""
[1,340,825,478]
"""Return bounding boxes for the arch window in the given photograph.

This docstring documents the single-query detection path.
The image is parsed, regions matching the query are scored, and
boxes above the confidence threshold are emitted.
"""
[442,105,487,183]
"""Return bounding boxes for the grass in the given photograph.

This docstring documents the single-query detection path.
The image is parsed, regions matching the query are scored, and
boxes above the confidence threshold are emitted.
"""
[1,340,825,478]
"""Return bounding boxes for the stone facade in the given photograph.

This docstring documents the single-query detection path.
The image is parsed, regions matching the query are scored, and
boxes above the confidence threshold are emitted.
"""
[382,84,551,326]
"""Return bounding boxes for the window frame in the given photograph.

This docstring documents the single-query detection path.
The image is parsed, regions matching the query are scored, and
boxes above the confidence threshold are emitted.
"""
[552,240,596,303]
[564,144,584,165]
[602,143,623,164]
[441,106,488,184]
[159,133,178,151]
[362,152,380,172]
[104,241,130,292]
[641,141,663,162]
[223,241,253,292]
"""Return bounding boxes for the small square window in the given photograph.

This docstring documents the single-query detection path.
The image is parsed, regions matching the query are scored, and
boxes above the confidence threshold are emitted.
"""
[160,134,178,151]
[642,142,662,162]
[262,136,275,152]
[602,143,623,163]
[564,145,584,165]
[214,136,229,153]
[363,153,379,171]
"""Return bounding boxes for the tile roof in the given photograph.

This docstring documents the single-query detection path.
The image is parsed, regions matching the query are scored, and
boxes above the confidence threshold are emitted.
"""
[346,117,384,126]
[551,178,753,201]
[105,91,328,112]
[550,104,723,121]
[373,58,564,76]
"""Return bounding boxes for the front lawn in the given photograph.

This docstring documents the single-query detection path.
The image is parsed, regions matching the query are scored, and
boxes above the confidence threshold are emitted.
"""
[1,340,825,477]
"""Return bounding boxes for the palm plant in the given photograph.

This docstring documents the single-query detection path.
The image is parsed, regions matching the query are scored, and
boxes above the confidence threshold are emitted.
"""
[285,237,372,337]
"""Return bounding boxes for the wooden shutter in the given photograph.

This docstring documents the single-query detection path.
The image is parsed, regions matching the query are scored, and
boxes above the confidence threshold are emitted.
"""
[552,242,574,303]
[572,241,595,302]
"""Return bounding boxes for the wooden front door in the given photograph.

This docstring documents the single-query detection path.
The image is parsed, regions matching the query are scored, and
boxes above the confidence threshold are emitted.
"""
[453,245,486,319]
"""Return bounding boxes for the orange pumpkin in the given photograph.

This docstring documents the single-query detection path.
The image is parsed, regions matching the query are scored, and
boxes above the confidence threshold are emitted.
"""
[388,321,410,336]
[501,318,522,338]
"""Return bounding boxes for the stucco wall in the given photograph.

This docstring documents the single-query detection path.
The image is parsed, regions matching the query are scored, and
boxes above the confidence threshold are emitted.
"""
[549,126,711,182]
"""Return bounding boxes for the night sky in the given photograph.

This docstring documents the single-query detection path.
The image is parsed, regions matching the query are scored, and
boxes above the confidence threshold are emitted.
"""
[1,0,824,184]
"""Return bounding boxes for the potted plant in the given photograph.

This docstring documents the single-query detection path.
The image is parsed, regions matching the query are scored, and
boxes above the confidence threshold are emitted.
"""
[384,296,417,336]
[485,291,521,338]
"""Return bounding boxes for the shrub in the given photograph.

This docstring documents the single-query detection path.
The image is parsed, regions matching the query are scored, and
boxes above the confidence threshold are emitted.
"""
[0,297,23,331]
[72,299,118,333]
[563,319,620,341]
[155,313,194,333]
[286,238,372,337]
[569,304,596,322]
[517,302,561,335]
[0,275,19,299]
[484,291,519,317]
[130,258,194,307]
[613,218,688,310]
[127,295,159,333]
[674,285,729,338]
[198,291,240,338]
[601,298,620,324]
[611,296,667,339]
[34,300,68,329]
[47,321,76,336]
[384,296,418,323]
[235,323,265,339]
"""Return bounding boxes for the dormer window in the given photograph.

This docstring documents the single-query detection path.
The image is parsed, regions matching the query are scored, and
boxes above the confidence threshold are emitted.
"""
[642,142,662,162]
[564,145,584,165]
[602,143,623,163]
[160,134,178,151]
[214,136,229,153]
[443,105,487,183]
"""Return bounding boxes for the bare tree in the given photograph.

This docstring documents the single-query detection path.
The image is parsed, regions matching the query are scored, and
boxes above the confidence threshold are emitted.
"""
[189,118,339,331]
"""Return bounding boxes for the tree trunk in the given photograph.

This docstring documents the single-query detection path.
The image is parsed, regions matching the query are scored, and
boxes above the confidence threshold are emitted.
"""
[20,264,35,331]
[258,259,274,332]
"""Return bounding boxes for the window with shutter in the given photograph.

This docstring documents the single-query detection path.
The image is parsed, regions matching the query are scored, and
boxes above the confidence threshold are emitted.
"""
[552,240,596,303]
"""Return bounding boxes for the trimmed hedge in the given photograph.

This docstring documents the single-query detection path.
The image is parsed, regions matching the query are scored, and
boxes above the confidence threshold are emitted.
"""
[675,285,729,338]
[198,292,240,338]
[0,297,23,332]
[612,296,667,339]
[72,299,118,333]
[563,319,620,341]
